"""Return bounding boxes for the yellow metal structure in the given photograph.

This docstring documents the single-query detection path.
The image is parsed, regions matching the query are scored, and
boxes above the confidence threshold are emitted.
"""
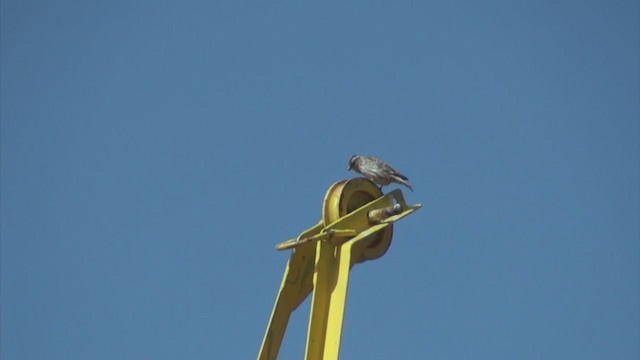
[258,178,421,360]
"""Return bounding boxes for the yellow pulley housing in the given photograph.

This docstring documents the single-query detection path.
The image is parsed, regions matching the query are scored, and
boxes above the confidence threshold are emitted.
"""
[322,177,393,264]
[259,178,421,360]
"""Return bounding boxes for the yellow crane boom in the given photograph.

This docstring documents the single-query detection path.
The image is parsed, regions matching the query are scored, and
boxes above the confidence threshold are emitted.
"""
[258,178,421,360]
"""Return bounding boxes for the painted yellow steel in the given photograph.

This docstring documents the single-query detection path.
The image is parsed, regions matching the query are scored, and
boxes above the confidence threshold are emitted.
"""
[258,223,321,360]
[258,178,421,360]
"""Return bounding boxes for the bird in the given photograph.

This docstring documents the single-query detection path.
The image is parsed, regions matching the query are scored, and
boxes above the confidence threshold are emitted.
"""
[348,155,413,191]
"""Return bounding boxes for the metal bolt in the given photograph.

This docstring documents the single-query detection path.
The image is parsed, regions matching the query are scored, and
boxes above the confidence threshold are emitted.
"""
[368,203,403,223]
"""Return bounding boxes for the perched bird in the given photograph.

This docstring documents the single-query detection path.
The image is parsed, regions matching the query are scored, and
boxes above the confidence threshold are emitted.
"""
[348,155,413,191]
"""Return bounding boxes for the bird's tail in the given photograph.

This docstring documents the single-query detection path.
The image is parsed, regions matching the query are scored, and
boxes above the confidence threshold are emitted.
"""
[394,176,413,192]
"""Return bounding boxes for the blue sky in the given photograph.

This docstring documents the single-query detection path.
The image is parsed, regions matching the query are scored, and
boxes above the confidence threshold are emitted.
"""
[1,1,638,359]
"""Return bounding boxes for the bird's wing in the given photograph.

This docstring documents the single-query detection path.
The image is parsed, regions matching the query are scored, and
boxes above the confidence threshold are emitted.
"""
[382,162,408,180]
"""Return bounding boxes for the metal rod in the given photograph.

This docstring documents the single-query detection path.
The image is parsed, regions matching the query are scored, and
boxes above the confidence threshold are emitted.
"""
[368,203,403,223]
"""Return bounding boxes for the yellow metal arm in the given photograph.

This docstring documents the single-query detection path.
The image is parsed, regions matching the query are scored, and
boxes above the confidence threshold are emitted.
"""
[258,178,421,360]
[258,223,320,360]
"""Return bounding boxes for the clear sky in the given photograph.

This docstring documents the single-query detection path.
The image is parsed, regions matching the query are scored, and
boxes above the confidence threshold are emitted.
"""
[1,1,638,359]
